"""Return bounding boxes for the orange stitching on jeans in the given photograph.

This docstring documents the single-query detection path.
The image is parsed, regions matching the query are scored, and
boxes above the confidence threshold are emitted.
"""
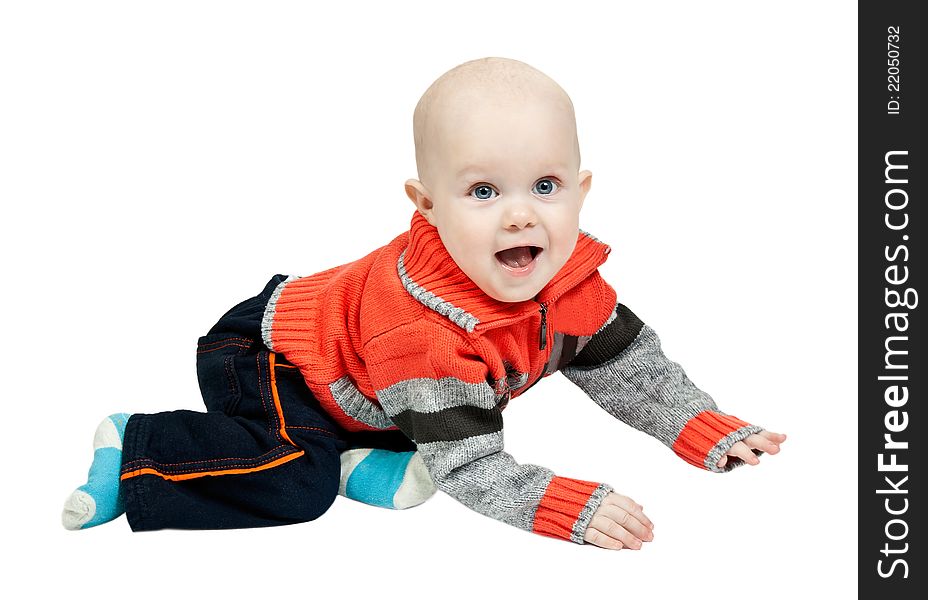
[120,450,305,481]
[269,353,298,446]
[122,446,293,469]
[121,447,298,476]
[197,342,251,354]
[256,351,276,439]
[198,337,252,348]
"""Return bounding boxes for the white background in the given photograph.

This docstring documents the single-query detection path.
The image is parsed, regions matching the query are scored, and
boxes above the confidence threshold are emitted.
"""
[1,1,856,597]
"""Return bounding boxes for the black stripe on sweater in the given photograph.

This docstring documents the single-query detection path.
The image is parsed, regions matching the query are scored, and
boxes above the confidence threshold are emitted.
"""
[391,405,503,444]
[555,334,580,372]
[567,303,644,368]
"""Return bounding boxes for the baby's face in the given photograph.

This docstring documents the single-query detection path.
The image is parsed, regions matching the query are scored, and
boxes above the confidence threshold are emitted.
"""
[409,96,591,303]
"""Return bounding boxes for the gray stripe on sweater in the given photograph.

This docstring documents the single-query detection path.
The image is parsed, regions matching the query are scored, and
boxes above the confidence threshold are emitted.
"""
[376,376,498,415]
[397,249,480,332]
[261,275,297,351]
[329,375,395,430]
[414,432,505,479]
[416,432,557,532]
[561,325,717,448]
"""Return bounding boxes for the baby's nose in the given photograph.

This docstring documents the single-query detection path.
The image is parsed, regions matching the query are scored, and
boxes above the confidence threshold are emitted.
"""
[502,197,538,229]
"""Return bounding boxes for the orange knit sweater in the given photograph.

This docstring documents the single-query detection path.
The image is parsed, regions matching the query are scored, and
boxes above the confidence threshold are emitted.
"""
[260,210,761,544]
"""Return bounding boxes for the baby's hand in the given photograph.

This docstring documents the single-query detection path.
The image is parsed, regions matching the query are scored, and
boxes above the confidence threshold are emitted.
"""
[716,430,787,469]
[583,492,654,550]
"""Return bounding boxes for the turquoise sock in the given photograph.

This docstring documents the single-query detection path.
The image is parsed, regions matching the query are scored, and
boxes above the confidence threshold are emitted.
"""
[62,413,132,530]
[338,448,437,509]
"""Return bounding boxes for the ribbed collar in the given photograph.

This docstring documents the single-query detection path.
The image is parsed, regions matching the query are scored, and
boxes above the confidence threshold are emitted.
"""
[398,210,611,334]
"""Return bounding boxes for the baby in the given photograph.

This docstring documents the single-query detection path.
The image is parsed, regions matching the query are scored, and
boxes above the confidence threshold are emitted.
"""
[62,57,785,550]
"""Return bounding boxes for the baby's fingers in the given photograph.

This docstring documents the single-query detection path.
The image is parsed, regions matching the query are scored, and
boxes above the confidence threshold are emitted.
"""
[585,512,643,550]
[758,430,787,444]
[726,440,761,466]
[583,492,656,550]
[584,526,625,550]
[595,501,653,543]
[744,433,782,455]
[717,432,785,468]
[608,493,654,531]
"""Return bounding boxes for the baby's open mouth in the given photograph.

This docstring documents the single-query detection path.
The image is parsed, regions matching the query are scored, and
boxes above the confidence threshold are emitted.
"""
[495,246,542,269]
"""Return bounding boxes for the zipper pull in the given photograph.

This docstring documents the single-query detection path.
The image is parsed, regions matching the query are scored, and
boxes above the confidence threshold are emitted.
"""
[538,302,548,350]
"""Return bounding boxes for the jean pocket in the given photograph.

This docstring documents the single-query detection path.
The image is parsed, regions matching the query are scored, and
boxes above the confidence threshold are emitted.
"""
[270,361,340,439]
[195,333,253,414]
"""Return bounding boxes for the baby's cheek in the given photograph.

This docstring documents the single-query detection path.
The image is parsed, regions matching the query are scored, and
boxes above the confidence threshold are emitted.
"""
[455,231,493,263]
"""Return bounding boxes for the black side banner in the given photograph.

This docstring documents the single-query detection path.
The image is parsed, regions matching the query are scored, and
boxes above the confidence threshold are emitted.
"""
[860,2,925,595]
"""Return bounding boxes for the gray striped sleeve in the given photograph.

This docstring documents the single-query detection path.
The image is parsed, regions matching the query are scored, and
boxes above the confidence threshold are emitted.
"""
[562,324,761,464]
[418,435,557,532]
[375,377,563,535]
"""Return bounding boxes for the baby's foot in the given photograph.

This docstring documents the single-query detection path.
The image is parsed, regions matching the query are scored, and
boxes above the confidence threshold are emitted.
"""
[338,448,436,509]
[62,413,132,530]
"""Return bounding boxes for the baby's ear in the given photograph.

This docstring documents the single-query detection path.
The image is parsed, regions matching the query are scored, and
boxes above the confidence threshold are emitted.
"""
[577,170,592,209]
[405,179,436,225]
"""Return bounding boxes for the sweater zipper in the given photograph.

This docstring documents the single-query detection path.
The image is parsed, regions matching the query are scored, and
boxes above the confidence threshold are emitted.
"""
[521,300,550,395]
[538,301,548,350]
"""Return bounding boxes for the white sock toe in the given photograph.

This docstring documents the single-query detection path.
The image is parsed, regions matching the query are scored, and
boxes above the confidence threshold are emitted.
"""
[62,489,96,531]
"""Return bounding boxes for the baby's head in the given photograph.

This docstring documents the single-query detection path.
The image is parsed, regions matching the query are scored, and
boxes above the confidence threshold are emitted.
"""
[406,57,592,303]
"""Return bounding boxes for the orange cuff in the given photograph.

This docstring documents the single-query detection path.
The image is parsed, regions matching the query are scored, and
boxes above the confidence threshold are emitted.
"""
[672,411,752,470]
[532,476,609,543]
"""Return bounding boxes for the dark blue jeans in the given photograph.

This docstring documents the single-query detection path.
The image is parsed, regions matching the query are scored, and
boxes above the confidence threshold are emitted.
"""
[120,275,415,531]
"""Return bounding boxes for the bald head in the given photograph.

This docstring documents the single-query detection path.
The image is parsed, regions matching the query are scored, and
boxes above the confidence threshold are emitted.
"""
[413,57,580,190]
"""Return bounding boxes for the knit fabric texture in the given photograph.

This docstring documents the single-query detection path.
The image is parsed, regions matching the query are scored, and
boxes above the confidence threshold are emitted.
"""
[259,209,760,543]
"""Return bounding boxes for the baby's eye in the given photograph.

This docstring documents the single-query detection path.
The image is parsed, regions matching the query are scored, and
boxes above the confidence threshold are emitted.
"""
[533,178,559,195]
[470,185,498,201]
